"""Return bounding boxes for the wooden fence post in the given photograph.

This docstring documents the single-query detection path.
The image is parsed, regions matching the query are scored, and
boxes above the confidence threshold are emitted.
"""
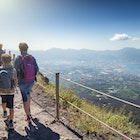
[56,73,60,121]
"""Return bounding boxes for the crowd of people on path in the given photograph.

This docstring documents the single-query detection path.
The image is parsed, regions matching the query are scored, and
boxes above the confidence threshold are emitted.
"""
[0,43,39,130]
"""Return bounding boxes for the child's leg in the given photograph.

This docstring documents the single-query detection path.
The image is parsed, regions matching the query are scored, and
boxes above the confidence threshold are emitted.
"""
[1,95,7,110]
[2,103,7,118]
[5,108,14,129]
[6,95,14,129]
[2,103,7,111]
[9,108,14,121]
[6,95,14,120]
[1,95,7,118]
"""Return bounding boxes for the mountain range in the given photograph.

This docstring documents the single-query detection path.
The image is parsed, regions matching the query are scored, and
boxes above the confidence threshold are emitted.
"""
[30,47,140,64]
[12,47,140,65]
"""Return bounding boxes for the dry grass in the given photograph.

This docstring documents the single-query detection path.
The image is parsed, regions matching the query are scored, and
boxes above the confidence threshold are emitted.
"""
[35,73,139,137]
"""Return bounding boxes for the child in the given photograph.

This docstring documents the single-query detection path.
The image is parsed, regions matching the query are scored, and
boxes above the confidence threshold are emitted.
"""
[0,54,18,130]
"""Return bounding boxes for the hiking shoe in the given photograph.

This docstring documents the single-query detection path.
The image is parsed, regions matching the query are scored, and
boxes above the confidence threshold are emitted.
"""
[25,114,32,123]
[4,120,14,130]
[2,111,7,118]
[8,122,14,130]
[4,119,10,126]
[25,117,31,123]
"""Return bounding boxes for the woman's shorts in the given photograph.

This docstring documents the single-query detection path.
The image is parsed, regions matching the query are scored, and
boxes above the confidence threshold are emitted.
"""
[19,81,34,102]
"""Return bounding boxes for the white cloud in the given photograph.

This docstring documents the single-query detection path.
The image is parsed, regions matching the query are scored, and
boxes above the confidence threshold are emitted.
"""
[110,33,140,41]
[110,33,131,41]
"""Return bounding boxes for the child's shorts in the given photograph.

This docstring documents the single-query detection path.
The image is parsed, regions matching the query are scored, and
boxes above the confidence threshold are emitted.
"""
[1,95,14,108]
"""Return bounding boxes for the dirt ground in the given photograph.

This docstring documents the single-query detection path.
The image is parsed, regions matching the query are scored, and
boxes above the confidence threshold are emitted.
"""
[31,85,140,140]
[0,88,82,140]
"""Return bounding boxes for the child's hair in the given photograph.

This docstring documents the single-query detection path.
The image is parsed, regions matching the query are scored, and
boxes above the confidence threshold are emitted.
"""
[1,54,12,64]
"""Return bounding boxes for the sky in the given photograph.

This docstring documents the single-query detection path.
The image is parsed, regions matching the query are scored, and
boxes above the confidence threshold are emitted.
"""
[0,0,140,51]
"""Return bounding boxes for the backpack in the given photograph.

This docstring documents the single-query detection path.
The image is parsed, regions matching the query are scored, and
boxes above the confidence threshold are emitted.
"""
[19,54,36,82]
[0,67,15,93]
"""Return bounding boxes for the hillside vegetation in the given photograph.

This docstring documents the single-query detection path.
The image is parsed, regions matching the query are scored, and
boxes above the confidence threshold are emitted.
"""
[35,73,140,139]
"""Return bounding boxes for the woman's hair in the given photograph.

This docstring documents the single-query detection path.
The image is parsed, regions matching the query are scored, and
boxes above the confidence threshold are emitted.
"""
[1,54,12,64]
[19,42,28,51]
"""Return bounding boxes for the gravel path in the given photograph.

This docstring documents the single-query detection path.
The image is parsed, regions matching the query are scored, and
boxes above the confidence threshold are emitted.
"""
[0,90,82,140]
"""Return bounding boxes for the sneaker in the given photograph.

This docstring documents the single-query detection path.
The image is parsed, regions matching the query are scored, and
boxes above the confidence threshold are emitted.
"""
[4,119,10,126]
[25,114,32,123]
[8,122,14,130]
[4,120,14,130]
[2,110,7,118]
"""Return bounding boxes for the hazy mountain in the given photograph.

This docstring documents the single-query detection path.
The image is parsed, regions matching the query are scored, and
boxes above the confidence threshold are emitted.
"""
[26,47,140,64]
[11,47,140,65]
